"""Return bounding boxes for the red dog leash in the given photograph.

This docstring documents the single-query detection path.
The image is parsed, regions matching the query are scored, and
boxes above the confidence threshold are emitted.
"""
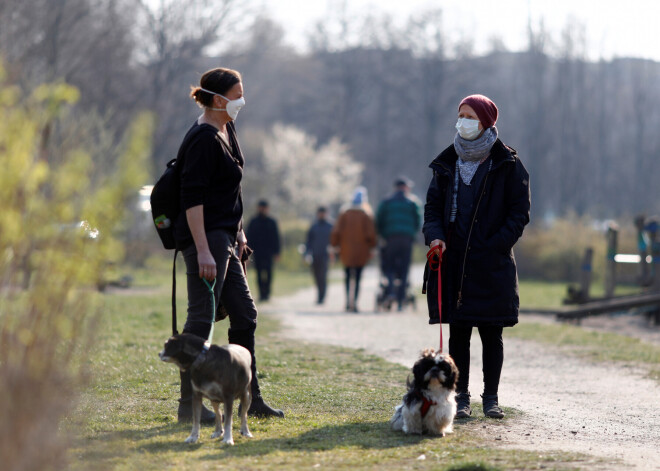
[426,246,443,352]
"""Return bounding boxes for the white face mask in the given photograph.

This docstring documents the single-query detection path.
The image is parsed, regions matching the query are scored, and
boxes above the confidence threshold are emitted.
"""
[200,87,245,120]
[455,118,481,140]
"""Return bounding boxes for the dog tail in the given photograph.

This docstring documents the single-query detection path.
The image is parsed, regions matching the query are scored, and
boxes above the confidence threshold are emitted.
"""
[390,404,404,431]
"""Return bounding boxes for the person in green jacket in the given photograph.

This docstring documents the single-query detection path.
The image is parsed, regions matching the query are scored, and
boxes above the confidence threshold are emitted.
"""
[376,177,422,310]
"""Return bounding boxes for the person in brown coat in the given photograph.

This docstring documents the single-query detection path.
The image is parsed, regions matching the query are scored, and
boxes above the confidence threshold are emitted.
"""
[331,186,377,312]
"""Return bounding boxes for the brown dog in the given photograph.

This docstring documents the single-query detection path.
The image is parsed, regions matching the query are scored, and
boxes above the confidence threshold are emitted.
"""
[159,333,253,445]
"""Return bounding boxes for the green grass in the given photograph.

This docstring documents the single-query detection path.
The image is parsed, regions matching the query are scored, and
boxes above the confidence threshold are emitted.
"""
[508,322,660,383]
[518,279,642,310]
[515,279,660,383]
[66,287,587,470]
[125,255,315,297]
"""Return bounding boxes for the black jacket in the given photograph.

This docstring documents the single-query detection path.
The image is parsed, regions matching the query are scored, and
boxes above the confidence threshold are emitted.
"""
[175,121,244,249]
[423,139,530,327]
[246,214,281,261]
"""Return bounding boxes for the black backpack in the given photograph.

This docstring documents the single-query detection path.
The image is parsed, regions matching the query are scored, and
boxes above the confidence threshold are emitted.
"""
[150,158,180,249]
[149,124,205,334]
[150,125,206,250]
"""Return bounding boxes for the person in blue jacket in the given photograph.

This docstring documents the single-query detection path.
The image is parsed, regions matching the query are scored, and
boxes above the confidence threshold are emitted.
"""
[305,206,334,304]
[423,94,530,419]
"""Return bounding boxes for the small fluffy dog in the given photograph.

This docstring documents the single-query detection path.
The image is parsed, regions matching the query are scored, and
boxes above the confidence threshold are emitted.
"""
[391,349,458,436]
[159,333,253,445]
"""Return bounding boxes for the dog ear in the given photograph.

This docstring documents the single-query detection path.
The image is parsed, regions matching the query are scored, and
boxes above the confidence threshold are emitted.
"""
[411,360,426,389]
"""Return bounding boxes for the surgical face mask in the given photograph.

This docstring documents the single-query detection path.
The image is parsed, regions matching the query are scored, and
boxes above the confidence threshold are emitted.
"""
[200,87,245,120]
[455,118,481,140]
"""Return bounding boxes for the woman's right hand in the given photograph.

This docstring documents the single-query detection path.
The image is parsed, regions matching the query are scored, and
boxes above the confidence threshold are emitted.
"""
[430,239,446,253]
[197,249,217,281]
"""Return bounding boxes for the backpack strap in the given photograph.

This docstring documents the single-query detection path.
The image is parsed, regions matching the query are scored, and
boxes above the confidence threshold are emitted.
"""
[172,249,179,335]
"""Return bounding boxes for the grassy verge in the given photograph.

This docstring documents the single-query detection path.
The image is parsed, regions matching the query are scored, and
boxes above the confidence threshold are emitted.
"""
[508,322,660,383]
[514,279,660,383]
[67,287,587,470]
[518,279,641,310]
[125,255,315,297]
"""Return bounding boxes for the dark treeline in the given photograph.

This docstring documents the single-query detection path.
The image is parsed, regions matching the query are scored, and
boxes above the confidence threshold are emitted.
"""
[2,0,659,221]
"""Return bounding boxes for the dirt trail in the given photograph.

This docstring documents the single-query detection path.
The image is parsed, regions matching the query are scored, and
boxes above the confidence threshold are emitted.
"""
[265,266,660,470]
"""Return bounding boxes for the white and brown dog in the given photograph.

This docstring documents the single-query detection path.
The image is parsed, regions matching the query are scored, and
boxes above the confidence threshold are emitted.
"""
[391,349,458,436]
[159,333,253,445]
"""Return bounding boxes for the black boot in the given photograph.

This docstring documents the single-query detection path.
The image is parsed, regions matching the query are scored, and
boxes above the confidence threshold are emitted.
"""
[229,327,284,418]
[248,377,284,418]
[455,391,472,418]
[482,394,504,419]
[177,369,216,424]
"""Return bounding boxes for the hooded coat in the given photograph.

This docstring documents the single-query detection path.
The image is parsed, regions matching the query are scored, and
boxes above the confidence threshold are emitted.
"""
[331,205,377,267]
[423,139,530,327]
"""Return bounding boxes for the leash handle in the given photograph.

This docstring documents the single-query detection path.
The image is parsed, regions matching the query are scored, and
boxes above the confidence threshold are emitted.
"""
[426,246,443,352]
[202,278,217,348]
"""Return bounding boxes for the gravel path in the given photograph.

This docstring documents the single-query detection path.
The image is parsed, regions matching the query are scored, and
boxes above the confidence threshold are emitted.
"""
[265,266,660,470]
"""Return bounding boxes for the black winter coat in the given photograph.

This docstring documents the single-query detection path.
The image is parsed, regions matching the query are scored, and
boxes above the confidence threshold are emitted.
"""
[422,139,530,327]
[246,214,281,261]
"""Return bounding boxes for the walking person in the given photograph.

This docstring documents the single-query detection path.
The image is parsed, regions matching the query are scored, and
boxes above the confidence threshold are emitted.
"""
[331,187,377,313]
[376,177,422,311]
[423,94,530,418]
[246,200,281,302]
[305,206,334,304]
[174,67,283,420]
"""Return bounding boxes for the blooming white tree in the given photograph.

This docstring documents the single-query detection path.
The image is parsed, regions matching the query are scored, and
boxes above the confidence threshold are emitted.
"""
[255,123,363,217]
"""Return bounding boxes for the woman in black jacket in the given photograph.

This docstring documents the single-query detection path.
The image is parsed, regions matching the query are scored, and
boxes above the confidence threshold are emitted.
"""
[173,67,283,421]
[423,94,530,419]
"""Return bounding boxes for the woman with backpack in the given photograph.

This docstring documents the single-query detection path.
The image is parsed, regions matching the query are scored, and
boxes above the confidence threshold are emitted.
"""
[173,67,283,422]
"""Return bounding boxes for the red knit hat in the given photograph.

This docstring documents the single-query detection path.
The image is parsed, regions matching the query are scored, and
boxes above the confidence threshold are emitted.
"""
[458,94,498,129]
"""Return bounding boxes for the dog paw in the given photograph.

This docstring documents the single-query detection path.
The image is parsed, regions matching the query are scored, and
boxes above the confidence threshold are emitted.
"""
[240,430,253,438]
[211,431,224,439]
[222,437,235,445]
[184,435,199,444]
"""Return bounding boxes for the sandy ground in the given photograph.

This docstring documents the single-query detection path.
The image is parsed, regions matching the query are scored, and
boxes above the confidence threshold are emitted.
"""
[264,266,660,470]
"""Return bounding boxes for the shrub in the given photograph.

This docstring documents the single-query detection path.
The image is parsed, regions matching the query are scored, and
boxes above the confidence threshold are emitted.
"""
[0,66,152,471]
[516,214,638,283]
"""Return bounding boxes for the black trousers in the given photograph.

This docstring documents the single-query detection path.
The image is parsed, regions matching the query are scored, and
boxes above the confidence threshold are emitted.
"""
[344,266,364,308]
[254,256,273,301]
[382,234,413,307]
[448,324,504,396]
[311,256,329,303]
[182,230,262,394]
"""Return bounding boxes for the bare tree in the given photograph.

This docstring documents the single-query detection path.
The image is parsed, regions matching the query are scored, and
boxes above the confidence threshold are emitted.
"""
[135,0,247,165]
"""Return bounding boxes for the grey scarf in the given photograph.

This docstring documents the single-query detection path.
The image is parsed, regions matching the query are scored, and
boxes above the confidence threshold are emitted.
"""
[453,126,498,185]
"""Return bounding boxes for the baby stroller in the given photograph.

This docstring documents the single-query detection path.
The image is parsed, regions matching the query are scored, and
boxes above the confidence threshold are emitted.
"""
[374,246,416,312]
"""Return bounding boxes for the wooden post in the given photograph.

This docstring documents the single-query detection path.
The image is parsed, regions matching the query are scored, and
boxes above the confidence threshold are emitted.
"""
[605,223,618,298]
[635,215,649,286]
[579,247,593,301]
[645,219,660,324]
[647,220,660,292]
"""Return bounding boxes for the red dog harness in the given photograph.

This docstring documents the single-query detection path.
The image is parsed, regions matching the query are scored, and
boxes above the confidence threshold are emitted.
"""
[426,246,443,352]
[416,391,437,418]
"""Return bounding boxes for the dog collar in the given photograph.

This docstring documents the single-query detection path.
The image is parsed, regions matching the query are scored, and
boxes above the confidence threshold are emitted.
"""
[191,348,209,368]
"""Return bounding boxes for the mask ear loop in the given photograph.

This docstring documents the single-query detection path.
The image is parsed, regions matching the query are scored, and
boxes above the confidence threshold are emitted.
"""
[199,87,228,112]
